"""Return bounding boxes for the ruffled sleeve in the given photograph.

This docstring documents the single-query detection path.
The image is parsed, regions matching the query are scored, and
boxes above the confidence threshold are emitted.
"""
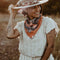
[14,21,24,33]
[45,17,59,35]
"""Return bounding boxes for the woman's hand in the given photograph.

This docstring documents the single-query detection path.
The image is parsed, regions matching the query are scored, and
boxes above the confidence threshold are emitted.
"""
[8,4,14,14]
[8,4,18,16]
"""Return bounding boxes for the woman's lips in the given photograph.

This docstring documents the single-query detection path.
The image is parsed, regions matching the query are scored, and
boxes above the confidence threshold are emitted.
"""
[36,14,40,15]
[35,12,40,15]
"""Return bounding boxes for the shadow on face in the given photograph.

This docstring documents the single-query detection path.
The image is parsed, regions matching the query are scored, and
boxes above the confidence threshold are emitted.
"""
[22,5,42,19]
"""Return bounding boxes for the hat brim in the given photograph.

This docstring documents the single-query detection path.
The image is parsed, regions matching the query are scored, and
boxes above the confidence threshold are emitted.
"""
[13,0,48,9]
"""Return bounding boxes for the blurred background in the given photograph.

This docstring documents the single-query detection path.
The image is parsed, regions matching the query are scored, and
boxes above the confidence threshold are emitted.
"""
[0,0,60,60]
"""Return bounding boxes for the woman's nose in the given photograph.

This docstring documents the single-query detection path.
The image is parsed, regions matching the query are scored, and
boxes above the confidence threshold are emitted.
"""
[36,7,40,12]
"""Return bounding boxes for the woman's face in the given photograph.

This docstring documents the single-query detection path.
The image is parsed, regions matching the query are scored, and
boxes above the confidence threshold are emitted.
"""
[24,5,41,19]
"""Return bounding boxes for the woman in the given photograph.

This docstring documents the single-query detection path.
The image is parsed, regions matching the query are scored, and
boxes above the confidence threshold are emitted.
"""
[7,0,59,60]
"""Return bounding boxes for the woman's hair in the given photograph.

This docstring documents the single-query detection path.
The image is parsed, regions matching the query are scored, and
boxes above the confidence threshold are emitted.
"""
[40,5,42,13]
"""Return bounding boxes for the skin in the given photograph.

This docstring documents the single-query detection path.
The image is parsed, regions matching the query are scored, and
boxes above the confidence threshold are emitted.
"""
[41,29,56,60]
[7,5,41,38]
[7,3,56,60]
[24,5,41,19]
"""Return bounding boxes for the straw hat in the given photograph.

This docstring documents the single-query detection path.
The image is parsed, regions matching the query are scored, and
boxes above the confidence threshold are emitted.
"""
[13,0,48,9]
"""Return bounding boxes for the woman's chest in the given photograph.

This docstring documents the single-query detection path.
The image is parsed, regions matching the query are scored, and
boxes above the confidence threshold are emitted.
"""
[22,23,46,44]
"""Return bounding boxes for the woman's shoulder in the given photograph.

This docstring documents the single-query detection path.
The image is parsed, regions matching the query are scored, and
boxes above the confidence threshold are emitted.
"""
[14,21,24,33]
[16,21,24,27]
[42,16,55,23]
[14,21,24,29]
[17,21,24,25]
[42,16,59,34]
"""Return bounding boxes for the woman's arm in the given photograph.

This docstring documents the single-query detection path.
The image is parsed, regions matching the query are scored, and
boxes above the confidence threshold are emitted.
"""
[41,29,56,60]
[7,0,23,39]
[7,4,20,39]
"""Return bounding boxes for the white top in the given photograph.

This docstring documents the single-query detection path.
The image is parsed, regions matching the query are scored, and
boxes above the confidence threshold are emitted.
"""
[14,16,59,57]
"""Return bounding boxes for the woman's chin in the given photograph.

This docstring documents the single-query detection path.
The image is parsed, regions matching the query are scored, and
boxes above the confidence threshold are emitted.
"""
[34,15,40,18]
[34,14,40,17]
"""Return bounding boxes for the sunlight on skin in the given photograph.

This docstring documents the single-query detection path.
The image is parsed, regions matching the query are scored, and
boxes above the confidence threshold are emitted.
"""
[18,5,41,19]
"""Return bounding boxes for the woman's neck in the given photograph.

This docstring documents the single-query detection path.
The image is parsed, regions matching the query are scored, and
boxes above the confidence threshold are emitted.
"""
[29,16,34,20]
[27,15,35,20]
